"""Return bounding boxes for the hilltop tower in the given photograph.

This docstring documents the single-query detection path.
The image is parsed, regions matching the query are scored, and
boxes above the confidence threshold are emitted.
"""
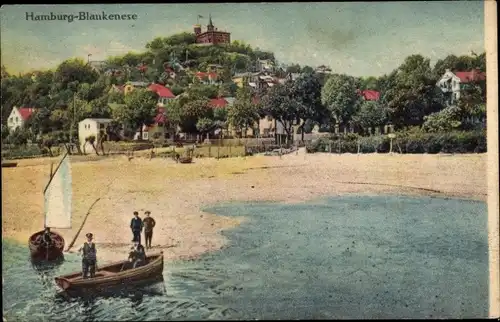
[194,24,201,35]
[207,14,215,32]
[194,14,231,45]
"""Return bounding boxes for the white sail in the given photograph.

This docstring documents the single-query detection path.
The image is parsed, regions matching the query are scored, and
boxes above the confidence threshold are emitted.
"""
[44,154,72,229]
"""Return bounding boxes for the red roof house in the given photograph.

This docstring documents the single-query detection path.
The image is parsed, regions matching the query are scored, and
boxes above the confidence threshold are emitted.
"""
[18,107,37,120]
[454,69,486,83]
[210,98,228,109]
[357,89,380,101]
[148,84,175,98]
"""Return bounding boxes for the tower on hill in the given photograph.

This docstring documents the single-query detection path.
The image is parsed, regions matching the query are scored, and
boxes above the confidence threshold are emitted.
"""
[194,14,231,45]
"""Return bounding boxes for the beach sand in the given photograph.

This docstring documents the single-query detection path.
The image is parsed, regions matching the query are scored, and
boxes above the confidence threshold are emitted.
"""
[2,150,487,262]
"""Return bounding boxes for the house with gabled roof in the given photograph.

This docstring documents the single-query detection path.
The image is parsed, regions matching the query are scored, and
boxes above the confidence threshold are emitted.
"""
[148,83,176,106]
[436,69,486,105]
[6,107,37,132]
[357,89,380,101]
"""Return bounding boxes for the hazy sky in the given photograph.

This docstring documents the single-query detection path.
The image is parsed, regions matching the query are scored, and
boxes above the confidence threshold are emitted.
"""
[0,2,485,77]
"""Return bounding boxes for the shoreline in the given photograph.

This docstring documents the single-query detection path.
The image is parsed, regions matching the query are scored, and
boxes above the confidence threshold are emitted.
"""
[2,152,487,263]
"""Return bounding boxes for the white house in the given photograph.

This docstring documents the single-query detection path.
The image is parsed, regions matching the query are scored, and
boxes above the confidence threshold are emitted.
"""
[6,106,36,131]
[436,69,486,106]
[78,118,113,150]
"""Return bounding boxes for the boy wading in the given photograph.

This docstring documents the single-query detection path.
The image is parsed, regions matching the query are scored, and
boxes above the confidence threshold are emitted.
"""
[143,211,156,249]
[79,233,97,278]
[130,211,144,244]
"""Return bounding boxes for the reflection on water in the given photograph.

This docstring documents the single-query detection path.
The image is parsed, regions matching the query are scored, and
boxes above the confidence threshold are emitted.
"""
[31,255,65,272]
[3,195,489,320]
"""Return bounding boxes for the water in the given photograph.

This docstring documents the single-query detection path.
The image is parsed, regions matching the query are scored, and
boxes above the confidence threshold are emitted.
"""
[2,195,488,320]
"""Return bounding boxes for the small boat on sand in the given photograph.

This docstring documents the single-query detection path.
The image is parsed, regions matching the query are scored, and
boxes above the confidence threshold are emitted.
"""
[54,252,164,293]
[178,156,192,164]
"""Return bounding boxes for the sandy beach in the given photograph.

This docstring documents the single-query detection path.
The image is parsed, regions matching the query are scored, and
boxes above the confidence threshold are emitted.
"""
[2,150,487,262]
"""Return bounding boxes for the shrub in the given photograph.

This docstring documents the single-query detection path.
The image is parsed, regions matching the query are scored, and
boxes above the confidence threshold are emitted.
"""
[305,130,486,154]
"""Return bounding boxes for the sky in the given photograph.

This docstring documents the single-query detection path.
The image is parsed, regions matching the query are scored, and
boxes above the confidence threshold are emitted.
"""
[0,2,485,77]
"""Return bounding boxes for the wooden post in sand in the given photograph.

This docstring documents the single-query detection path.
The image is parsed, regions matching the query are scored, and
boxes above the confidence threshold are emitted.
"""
[388,133,396,154]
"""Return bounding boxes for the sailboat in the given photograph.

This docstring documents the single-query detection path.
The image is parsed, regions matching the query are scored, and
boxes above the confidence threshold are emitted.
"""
[28,152,72,261]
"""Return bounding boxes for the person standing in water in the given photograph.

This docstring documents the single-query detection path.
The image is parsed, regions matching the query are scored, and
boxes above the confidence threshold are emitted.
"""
[143,211,156,249]
[130,211,143,244]
[78,233,97,278]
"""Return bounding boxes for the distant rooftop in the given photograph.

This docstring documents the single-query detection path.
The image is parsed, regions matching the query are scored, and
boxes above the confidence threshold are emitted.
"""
[79,118,113,123]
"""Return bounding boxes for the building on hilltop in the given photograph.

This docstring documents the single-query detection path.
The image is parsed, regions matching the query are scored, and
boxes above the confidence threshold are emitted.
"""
[194,14,231,45]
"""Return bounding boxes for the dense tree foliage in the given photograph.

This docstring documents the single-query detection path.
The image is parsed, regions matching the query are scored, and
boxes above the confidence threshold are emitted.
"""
[321,74,362,127]
[1,27,487,151]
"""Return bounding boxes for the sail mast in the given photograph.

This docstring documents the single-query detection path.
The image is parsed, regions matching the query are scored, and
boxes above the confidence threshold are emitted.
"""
[44,152,69,194]
[44,151,72,229]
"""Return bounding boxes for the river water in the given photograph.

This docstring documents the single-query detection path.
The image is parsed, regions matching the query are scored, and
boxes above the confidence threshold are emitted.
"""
[2,195,488,320]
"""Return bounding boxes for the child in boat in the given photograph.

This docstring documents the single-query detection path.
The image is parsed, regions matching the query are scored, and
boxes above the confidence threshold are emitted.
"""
[78,233,97,278]
[128,241,146,269]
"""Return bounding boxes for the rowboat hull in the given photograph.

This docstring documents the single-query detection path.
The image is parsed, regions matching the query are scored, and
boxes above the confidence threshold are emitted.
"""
[28,230,65,261]
[54,252,164,294]
[1,162,17,168]
[179,157,192,164]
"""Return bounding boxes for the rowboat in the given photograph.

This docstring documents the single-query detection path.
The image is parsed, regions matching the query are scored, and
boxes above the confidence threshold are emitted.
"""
[28,152,72,261]
[1,161,17,168]
[54,252,164,293]
[179,156,193,164]
[28,230,65,261]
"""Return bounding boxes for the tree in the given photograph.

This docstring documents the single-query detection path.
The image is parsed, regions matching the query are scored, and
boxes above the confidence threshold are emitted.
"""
[187,84,219,99]
[351,100,388,135]
[261,82,301,142]
[53,58,98,90]
[196,117,215,140]
[113,89,158,140]
[321,74,362,129]
[301,66,314,74]
[6,127,31,146]
[422,106,462,133]
[228,86,260,137]
[359,76,378,90]
[286,64,301,74]
[1,125,10,141]
[290,72,327,141]
[85,135,99,155]
[167,98,213,133]
[382,55,444,129]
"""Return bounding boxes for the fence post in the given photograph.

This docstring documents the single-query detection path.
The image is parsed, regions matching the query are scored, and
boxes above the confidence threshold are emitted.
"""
[357,140,361,154]
[208,145,211,158]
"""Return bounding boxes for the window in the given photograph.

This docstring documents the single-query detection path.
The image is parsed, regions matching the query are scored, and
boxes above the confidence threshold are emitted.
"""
[142,132,149,140]
[266,116,272,121]
[100,124,105,129]
[15,117,18,122]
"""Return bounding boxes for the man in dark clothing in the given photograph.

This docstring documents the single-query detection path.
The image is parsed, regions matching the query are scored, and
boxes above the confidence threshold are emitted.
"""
[143,211,156,249]
[42,227,53,246]
[129,241,146,268]
[130,211,143,244]
[122,241,146,270]
[78,233,97,278]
